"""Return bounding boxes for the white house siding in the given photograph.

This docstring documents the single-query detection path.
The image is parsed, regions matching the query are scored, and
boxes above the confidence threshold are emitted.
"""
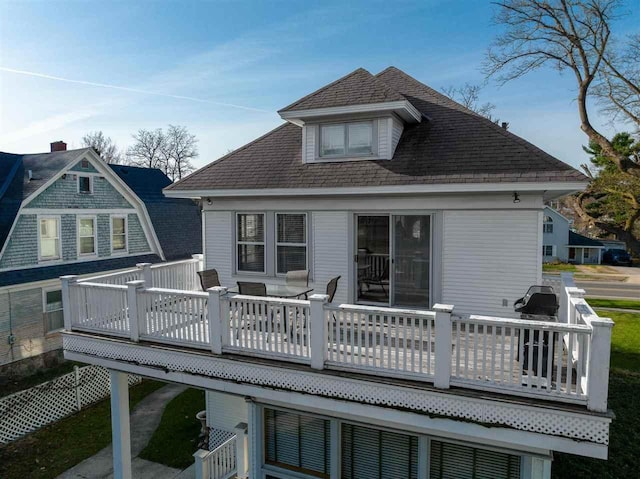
[391,116,404,155]
[204,211,233,286]
[442,210,540,318]
[205,391,248,432]
[377,118,389,159]
[302,125,317,163]
[312,211,350,305]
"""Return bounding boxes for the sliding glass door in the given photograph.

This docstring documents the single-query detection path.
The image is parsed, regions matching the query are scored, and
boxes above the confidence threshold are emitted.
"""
[356,214,431,307]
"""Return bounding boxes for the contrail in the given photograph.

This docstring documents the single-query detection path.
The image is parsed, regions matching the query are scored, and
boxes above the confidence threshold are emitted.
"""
[0,66,272,113]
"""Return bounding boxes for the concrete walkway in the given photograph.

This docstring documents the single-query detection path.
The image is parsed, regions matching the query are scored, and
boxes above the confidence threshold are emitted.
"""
[58,383,188,479]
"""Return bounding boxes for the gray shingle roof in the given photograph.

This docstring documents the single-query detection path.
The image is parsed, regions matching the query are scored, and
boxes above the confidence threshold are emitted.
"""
[569,231,604,247]
[167,67,587,193]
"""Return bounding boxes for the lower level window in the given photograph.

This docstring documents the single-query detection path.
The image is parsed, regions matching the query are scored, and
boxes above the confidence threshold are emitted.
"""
[430,440,521,479]
[264,408,330,477]
[543,245,554,256]
[44,289,64,332]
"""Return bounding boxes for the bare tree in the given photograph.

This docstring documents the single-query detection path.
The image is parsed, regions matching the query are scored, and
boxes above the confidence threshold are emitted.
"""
[126,129,167,170]
[442,83,499,122]
[483,0,638,173]
[162,125,198,181]
[81,131,123,164]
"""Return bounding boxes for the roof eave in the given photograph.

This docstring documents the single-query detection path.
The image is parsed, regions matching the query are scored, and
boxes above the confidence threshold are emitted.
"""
[278,100,422,126]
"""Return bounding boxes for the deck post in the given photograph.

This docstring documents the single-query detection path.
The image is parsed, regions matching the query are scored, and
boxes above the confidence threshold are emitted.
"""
[136,262,153,287]
[192,253,204,271]
[61,275,78,331]
[193,449,208,479]
[109,370,132,479]
[587,316,614,412]
[566,288,586,327]
[309,294,329,370]
[126,280,145,342]
[208,286,227,354]
[433,303,454,389]
[235,422,249,478]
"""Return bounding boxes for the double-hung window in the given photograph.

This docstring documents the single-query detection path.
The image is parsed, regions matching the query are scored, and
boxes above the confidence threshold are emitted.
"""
[237,213,265,273]
[79,217,96,255]
[543,245,554,257]
[543,216,553,233]
[319,121,373,158]
[276,213,307,274]
[39,217,60,261]
[44,289,64,333]
[112,216,127,252]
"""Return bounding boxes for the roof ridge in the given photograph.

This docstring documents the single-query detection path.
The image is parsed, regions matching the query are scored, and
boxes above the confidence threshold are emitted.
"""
[167,122,291,190]
[278,67,386,112]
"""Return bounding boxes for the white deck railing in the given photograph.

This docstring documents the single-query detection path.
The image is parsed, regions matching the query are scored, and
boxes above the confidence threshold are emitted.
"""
[62,265,613,412]
[194,435,237,479]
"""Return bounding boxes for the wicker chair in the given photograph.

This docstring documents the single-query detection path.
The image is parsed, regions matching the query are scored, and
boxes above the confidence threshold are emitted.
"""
[237,281,267,296]
[197,269,221,291]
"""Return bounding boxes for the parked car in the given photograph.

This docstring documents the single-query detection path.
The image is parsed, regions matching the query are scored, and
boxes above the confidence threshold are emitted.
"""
[602,248,633,266]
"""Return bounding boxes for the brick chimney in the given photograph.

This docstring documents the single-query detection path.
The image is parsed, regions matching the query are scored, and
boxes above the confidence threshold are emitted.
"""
[50,141,67,152]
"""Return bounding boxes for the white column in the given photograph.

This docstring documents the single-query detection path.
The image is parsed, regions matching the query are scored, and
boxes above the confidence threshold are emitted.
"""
[136,262,153,287]
[235,422,249,479]
[433,304,454,389]
[523,456,552,479]
[110,370,132,479]
[309,294,329,370]
[126,280,145,342]
[588,316,614,412]
[208,286,227,354]
[60,275,78,331]
[247,400,261,479]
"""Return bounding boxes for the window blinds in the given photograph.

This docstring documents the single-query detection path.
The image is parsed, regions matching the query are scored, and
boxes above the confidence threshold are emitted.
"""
[429,440,521,479]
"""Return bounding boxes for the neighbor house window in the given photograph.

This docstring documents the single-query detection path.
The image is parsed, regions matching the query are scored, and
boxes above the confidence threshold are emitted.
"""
[78,217,96,255]
[111,216,127,252]
[319,121,373,157]
[276,213,307,274]
[44,289,64,333]
[78,176,92,194]
[543,245,554,257]
[39,217,60,260]
[264,408,330,477]
[237,213,265,273]
[543,215,553,233]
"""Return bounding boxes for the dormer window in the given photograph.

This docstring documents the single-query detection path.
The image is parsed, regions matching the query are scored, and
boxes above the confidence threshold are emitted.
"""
[320,121,374,158]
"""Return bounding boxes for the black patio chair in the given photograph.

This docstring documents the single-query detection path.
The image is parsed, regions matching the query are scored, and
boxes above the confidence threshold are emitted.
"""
[197,269,221,291]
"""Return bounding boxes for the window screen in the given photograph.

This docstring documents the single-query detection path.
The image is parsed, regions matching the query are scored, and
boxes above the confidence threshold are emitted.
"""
[429,440,521,479]
[341,423,418,479]
[264,408,330,477]
[276,213,307,274]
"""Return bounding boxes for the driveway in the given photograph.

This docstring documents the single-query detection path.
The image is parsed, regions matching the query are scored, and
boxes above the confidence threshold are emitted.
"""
[611,265,640,284]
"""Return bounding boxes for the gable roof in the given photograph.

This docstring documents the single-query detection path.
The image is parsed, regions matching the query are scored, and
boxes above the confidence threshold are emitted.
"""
[279,68,406,112]
[168,66,587,195]
[110,165,202,261]
[568,231,604,247]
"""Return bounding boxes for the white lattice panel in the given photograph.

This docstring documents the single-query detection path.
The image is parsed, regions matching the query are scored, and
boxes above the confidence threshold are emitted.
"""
[0,365,140,444]
[64,335,611,446]
[210,428,235,450]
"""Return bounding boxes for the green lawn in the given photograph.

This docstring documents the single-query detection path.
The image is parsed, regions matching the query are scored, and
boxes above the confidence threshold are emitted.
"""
[138,387,205,469]
[543,263,577,272]
[587,298,640,311]
[552,310,640,478]
[0,379,165,479]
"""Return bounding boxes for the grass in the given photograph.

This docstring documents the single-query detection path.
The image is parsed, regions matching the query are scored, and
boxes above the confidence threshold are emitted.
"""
[543,263,577,272]
[138,387,205,469]
[587,298,640,311]
[574,273,628,282]
[0,379,165,479]
[552,309,640,478]
[1,361,79,397]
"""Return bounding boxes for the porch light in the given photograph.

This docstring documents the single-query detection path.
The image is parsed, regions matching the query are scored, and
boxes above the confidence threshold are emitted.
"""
[513,192,520,203]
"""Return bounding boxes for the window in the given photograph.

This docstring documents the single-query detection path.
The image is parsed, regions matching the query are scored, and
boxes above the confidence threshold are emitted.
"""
[264,408,330,477]
[44,289,64,333]
[543,245,554,257]
[237,213,265,273]
[341,423,418,479]
[39,217,60,260]
[112,216,127,252]
[78,217,96,255]
[78,176,92,194]
[429,440,521,479]
[319,121,373,157]
[81,158,89,169]
[276,213,307,274]
[543,215,553,233]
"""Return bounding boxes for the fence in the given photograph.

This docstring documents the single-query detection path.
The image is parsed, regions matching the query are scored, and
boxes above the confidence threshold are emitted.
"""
[0,365,141,444]
[194,435,238,479]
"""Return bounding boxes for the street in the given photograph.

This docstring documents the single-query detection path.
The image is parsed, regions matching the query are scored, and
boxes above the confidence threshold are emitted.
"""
[577,280,640,299]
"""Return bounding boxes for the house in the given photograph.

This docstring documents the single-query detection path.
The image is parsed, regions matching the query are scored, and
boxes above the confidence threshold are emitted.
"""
[0,143,201,374]
[542,206,605,264]
[62,68,613,479]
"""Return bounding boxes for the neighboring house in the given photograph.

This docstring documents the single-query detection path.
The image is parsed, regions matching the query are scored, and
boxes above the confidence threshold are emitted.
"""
[63,68,613,479]
[542,206,604,264]
[0,143,201,372]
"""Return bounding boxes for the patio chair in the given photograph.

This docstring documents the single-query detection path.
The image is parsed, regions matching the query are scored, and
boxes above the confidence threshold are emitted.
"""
[286,270,309,298]
[360,259,389,295]
[237,281,267,296]
[326,276,341,303]
[197,269,221,291]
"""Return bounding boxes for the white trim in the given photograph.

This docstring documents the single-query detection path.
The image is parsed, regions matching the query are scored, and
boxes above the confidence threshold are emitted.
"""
[110,214,129,255]
[37,214,62,262]
[164,181,589,199]
[77,215,97,258]
[279,100,422,124]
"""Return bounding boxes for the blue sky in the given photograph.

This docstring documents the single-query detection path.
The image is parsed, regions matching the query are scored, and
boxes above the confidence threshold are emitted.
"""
[0,0,637,170]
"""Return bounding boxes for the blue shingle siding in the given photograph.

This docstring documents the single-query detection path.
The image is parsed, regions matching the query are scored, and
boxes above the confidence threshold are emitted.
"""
[69,158,98,173]
[97,214,111,257]
[61,214,77,261]
[0,215,38,269]
[127,214,150,254]
[25,174,132,209]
